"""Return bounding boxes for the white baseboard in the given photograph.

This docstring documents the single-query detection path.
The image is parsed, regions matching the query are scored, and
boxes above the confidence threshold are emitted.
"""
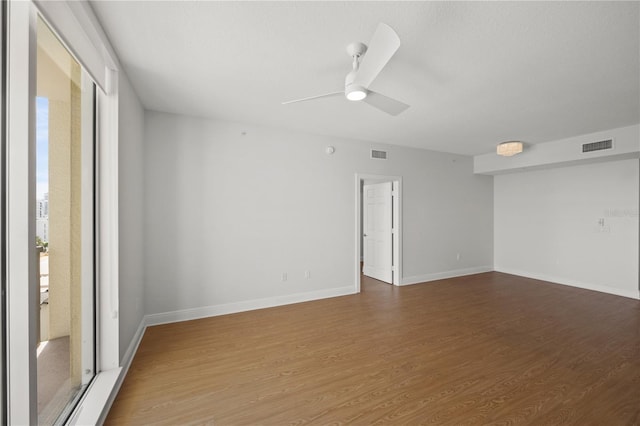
[495,267,640,300]
[91,317,147,424]
[121,318,147,372]
[145,285,356,326]
[401,265,493,286]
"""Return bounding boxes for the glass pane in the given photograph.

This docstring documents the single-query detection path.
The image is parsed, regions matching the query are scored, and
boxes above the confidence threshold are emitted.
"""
[35,17,95,424]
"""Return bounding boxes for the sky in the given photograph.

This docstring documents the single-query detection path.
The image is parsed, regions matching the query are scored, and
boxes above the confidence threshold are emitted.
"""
[36,96,48,200]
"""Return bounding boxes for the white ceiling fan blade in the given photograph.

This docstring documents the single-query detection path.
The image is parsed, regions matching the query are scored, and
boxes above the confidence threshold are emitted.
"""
[282,91,343,105]
[353,23,401,88]
[363,91,410,116]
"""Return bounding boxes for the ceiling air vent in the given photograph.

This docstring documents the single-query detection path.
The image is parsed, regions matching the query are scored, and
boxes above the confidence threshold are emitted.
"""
[371,149,388,160]
[582,139,613,153]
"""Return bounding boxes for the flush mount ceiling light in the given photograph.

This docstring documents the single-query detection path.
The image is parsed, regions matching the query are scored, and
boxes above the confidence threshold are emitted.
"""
[497,141,523,157]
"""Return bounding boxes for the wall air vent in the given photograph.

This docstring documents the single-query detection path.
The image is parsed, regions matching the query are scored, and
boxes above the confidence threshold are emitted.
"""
[371,149,388,160]
[582,139,613,153]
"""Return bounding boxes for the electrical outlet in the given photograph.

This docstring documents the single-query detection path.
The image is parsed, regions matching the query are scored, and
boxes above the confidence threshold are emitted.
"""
[282,273,287,282]
[305,270,311,279]
[456,253,461,261]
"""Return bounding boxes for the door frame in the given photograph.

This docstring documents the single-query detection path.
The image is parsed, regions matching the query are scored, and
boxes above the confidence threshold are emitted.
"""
[6,3,38,422]
[355,173,402,292]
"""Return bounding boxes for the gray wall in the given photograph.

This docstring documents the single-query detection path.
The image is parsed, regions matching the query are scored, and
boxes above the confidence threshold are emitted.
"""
[118,73,145,362]
[143,111,494,315]
[494,158,639,298]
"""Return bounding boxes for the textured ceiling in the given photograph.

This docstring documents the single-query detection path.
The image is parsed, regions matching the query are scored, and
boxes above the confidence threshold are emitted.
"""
[90,1,639,155]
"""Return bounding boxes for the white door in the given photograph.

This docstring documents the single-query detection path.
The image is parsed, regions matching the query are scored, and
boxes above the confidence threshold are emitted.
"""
[363,182,393,283]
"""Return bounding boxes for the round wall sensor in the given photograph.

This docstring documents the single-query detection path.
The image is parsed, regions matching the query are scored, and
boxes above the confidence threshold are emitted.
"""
[326,146,336,155]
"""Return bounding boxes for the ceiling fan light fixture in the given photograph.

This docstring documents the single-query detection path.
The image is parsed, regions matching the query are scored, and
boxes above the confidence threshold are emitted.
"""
[346,85,368,101]
[497,141,523,157]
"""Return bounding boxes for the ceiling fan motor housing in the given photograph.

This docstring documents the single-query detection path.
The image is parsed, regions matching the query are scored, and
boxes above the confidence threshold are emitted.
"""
[345,42,368,101]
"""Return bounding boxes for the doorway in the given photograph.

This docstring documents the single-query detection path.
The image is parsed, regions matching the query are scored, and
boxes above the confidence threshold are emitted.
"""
[355,174,402,292]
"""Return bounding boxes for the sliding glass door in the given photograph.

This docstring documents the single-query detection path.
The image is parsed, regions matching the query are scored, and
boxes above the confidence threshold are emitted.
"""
[35,16,96,424]
[5,3,97,423]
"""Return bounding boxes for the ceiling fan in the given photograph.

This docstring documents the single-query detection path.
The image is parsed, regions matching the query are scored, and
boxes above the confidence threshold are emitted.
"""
[282,23,410,116]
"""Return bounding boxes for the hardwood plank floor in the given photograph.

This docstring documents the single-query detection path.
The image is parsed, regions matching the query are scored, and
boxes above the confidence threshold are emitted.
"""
[105,272,640,425]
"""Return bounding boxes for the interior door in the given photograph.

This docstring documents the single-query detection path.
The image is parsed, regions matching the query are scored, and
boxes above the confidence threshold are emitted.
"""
[363,182,393,283]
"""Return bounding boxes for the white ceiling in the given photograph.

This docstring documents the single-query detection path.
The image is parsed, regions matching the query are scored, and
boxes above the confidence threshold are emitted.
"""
[90,1,639,156]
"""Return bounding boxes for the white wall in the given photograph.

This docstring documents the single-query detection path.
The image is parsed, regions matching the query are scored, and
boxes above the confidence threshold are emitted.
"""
[118,73,145,361]
[143,111,493,317]
[495,158,639,299]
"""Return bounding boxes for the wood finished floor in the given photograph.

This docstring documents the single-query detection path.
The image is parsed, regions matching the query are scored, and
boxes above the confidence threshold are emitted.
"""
[106,272,640,425]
